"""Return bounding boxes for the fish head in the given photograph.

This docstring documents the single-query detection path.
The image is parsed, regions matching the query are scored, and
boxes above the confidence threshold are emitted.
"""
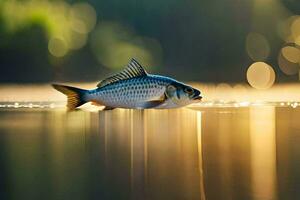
[165,82,202,106]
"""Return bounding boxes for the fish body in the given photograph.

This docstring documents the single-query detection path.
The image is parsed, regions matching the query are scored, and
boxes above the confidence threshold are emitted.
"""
[86,75,176,109]
[53,59,202,110]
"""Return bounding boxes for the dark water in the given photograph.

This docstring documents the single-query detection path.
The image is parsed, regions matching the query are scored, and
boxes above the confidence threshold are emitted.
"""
[0,106,300,200]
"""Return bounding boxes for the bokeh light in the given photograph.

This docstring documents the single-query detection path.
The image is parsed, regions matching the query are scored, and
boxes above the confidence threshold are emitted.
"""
[291,16,300,45]
[48,37,68,57]
[278,46,300,75]
[233,84,248,99]
[278,15,300,45]
[69,32,88,50]
[90,21,163,70]
[246,32,270,61]
[281,46,300,63]
[69,3,97,34]
[215,83,233,100]
[247,62,275,89]
[1,0,97,58]
[277,16,298,43]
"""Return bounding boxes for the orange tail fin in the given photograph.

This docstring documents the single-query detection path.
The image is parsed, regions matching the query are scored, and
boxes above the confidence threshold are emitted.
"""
[52,84,87,110]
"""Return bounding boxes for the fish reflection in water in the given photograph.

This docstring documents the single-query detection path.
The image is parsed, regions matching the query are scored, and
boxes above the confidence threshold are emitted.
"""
[0,107,300,200]
[97,109,204,200]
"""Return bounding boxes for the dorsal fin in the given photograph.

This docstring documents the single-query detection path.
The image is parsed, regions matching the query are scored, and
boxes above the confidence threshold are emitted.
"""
[97,58,148,88]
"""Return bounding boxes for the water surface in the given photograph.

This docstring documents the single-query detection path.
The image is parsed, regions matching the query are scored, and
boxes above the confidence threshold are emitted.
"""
[0,106,300,200]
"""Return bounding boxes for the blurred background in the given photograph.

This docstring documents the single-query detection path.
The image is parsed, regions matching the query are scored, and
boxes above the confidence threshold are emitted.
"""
[1,0,300,87]
[2,2,300,200]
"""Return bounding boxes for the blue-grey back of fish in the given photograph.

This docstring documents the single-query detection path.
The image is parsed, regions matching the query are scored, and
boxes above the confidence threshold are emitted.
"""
[52,59,202,110]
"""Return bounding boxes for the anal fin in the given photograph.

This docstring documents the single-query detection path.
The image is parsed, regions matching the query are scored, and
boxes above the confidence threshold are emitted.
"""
[103,106,115,110]
[91,101,103,107]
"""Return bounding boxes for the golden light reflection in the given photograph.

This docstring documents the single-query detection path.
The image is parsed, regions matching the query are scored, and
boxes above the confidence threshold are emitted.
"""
[232,84,248,101]
[250,106,277,200]
[130,110,146,199]
[3,83,300,109]
[3,105,300,199]
[246,62,275,89]
[50,111,66,187]
[142,109,202,199]
[246,32,270,61]
[197,112,206,200]
[215,83,233,100]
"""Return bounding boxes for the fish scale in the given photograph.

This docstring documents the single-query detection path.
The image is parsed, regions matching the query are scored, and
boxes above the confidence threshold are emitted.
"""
[87,75,168,108]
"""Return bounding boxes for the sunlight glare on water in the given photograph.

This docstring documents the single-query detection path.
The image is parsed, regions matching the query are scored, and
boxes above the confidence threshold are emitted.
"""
[2,83,300,109]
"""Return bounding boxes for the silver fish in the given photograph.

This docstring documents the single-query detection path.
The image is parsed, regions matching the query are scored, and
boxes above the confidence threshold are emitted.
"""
[52,59,202,110]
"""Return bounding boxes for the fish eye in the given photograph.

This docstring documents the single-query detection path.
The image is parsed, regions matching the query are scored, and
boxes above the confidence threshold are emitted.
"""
[184,87,193,94]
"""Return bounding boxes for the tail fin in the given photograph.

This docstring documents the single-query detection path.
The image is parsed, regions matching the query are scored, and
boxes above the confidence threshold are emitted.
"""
[52,84,87,110]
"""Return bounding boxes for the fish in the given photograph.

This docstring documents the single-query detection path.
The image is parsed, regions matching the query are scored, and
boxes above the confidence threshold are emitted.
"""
[52,58,202,110]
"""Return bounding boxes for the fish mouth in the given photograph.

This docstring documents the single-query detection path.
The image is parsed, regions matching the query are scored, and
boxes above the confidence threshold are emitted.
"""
[193,95,202,101]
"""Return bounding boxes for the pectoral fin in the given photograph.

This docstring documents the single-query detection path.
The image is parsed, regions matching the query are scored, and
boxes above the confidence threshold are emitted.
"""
[135,100,165,109]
